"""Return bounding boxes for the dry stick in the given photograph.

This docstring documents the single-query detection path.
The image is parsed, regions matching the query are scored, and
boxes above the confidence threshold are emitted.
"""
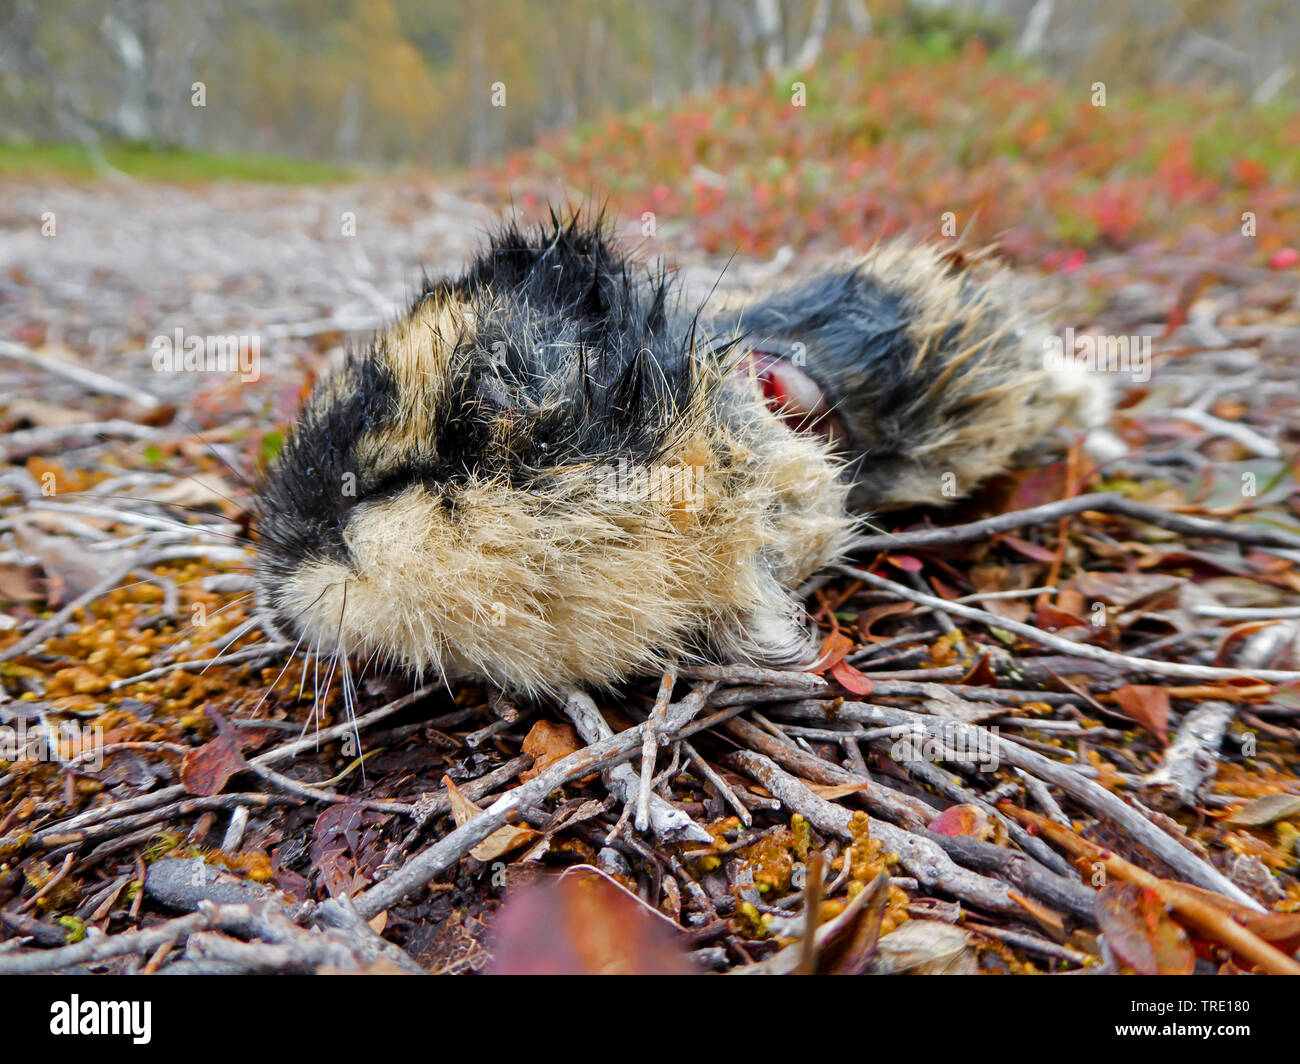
[352,702,750,920]
[1142,701,1235,808]
[636,663,677,833]
[0,420,163,463]
[720,716,934,830]
[0,337,163,409]
[681,740,752,827]
[846,490,1300,553]
[1016,768,1073,827]
[563,689,711,843]
[1001,805,1300,975]
[773,699,1264,911]
[28,794,294,849]
[0,907,221,974]
[677,664,828,689]
[836,565,1300,684]
[5,685,443,850]
[724,749,1023,917]
[108,644,288,690]
[246,761,414,816]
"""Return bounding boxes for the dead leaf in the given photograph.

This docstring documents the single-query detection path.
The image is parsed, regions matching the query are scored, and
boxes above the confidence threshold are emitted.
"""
[143,473,241,513]
[1112,684,1171,745]
[7,398,93,428]
[1069,571,1181,610]
[870,920,978,974]
[10,517,108,604]
[807,780,871,801]
[520,720,581,783]
[918,683,1003,723]
[180,707,249,795]
[927,803,993,840]
[1096,883,1195,974]
[1224,793,1300,826]
[487,867,693,974]
[809,630,854,674]
[856,601,914,640]
[444,775,539,861]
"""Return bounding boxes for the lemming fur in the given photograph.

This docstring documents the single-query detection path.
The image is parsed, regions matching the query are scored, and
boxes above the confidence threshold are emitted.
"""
[253,214,1107,696]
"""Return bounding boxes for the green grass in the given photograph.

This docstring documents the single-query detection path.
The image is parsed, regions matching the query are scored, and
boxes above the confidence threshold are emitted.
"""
[0,141,354,183]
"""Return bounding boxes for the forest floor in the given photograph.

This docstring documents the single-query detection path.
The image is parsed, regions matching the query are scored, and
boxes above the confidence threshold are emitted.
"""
[0,157,1299,974]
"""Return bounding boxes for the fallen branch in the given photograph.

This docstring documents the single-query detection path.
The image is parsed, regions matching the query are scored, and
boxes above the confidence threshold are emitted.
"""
[724,749,1024,917]
[837,565,1300,684]
[1001,805,1300,975]
[1142,701,1235,808]
[846,490,1300,553]
[772,699,1264,911]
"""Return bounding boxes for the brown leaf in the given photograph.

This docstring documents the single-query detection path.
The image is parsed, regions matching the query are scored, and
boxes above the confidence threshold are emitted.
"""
[807,779,871,800]
[444,775,539,861]
[1095,883,1195,974]
[179,707,249,795]
[10,518,108,604]
[809,629,855,674]
[1112,684,1171,745]
[856,601,914,640]
[956,651,998,687]
[519,720,581,783]
[1069,571,1181,610]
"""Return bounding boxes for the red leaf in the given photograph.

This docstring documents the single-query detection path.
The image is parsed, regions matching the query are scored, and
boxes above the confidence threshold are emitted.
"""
[180,707,249,796]
[885,554,923,573]
[809,630,854,674]
[829,659,874,696]
[997,533,1058,563]
[1095,883,1194,975]
[927,804,993,840]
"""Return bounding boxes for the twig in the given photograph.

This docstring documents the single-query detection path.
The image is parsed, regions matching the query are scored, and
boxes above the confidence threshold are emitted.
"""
[846,490,1300,553]
[724,749,1022,916]
[772,699,1265,911]
[0,421,161,463]
[681,740,752,826]
[1142,701,1234,807]
[1015,768,1072,827]
[836,565,1300,684]
[1151,407,1280,459]
[636,662,677,833]
[1002,805,1300,974]
[0,338,162,409]
[563,689,710,843]
[351,702,751,919]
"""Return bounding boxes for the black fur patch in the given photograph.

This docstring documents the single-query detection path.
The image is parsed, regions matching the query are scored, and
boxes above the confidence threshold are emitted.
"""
[253,214,725,595]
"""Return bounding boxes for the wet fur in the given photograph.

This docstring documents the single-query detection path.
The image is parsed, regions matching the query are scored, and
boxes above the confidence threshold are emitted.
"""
[254,216,1106,695]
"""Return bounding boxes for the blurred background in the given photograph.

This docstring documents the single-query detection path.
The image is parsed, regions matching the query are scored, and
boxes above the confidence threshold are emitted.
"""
[0,0,1296,412]
[3,0,1298,167]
